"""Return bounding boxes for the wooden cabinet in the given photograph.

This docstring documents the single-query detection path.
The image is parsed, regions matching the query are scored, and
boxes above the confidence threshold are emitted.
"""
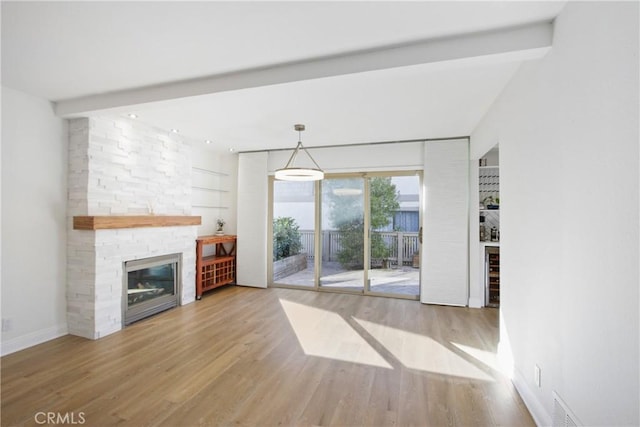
[195,235,237,299]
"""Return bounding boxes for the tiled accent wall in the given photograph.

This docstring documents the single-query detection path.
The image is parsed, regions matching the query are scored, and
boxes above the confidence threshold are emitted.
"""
[67,117,197,339]
[69,117,191,216]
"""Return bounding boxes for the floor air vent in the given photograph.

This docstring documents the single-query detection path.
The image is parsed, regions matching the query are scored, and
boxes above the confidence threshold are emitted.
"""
[552,391,580,427]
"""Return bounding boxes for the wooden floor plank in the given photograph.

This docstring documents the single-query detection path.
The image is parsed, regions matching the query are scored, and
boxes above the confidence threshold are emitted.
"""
[1,286,534,427]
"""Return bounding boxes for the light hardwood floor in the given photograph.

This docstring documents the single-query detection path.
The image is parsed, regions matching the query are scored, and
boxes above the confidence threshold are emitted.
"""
[1,286,534,426]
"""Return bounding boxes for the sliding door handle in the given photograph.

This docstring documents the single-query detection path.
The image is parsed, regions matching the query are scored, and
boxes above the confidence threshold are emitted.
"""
[419,227,423,244]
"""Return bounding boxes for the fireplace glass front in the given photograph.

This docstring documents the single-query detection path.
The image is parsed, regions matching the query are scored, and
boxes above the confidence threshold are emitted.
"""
[123,253,181,325]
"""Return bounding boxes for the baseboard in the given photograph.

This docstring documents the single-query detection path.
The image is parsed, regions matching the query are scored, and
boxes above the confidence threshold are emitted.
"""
[236,282,267,289]
[512,367,552,427]
[1,323,68,356]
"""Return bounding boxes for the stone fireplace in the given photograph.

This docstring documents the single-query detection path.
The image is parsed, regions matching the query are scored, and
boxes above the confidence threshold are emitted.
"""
[67,117,198,339]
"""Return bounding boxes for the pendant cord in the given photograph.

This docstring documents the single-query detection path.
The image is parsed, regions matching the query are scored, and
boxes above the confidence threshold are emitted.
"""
[281,129,322,171]
[301,143,322,170]
[283,142,301,168]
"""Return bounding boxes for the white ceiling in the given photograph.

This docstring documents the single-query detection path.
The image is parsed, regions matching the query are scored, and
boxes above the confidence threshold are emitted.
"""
[1,1,566,152]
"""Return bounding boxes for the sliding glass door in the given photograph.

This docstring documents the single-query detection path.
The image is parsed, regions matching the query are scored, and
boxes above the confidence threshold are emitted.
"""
[367,175,421,297]
[319,177,365,292]
[271,172,421,300]
[271,180,315,287]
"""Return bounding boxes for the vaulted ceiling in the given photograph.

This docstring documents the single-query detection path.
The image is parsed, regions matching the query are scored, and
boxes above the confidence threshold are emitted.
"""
[1,1,566,152]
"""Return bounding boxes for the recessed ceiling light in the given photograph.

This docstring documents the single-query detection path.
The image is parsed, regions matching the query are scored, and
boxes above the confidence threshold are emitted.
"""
[127,113,138,119]
[229,148,235,152]
[170,128,179,133]
[205,140,212,144]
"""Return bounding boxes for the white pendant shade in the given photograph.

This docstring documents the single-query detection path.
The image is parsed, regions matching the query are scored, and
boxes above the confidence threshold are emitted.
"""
[275,167,324,181]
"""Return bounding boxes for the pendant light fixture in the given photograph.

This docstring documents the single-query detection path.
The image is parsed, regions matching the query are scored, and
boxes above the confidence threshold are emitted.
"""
[274,124,324,181]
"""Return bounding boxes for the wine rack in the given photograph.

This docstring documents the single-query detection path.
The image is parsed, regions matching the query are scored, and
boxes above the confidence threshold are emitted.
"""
[486,247,500,307]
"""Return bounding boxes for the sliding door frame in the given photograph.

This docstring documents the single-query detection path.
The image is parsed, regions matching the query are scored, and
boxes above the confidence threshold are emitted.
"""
[269,170,422,301]
[360,171,421,301]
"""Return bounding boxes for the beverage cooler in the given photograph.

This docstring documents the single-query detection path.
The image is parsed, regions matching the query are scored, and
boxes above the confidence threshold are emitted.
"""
[485,246,500,307]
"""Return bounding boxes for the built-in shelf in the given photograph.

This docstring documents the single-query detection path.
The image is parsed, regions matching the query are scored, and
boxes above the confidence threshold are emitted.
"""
[73,215,201,230]
[479,165,499,169]
[191,186,229,193]
[192,166,228,176]
[480,209,500,212]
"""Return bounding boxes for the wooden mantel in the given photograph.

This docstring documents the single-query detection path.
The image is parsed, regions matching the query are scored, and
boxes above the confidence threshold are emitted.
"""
[73,215,201,230]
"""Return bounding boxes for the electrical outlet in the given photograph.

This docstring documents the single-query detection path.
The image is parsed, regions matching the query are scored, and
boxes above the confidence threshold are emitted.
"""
[1,318,13,332]
[534,364,541,387]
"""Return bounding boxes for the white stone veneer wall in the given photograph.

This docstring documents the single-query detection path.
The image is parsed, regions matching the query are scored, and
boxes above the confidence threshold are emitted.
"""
[69,117,191,215]
[67,117,197,339]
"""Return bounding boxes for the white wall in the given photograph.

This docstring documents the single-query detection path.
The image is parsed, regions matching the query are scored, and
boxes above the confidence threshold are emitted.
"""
[191,146,238,238]
[471,3,639,425]
[1,87,68,355]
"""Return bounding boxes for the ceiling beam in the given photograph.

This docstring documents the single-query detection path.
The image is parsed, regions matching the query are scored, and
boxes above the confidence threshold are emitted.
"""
[55,21,553,117]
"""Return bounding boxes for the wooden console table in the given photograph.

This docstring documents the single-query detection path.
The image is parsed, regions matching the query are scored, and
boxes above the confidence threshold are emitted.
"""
[195,235,237,299]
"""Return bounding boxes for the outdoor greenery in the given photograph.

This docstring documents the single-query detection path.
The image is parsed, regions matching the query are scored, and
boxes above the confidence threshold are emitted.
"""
[369,177,401,231]
[327,177,400,269]
[273,216,303,261]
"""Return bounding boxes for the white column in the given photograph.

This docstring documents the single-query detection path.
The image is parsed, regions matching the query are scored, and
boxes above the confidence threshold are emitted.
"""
[236,152,269,288]
[421,139,469,305]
